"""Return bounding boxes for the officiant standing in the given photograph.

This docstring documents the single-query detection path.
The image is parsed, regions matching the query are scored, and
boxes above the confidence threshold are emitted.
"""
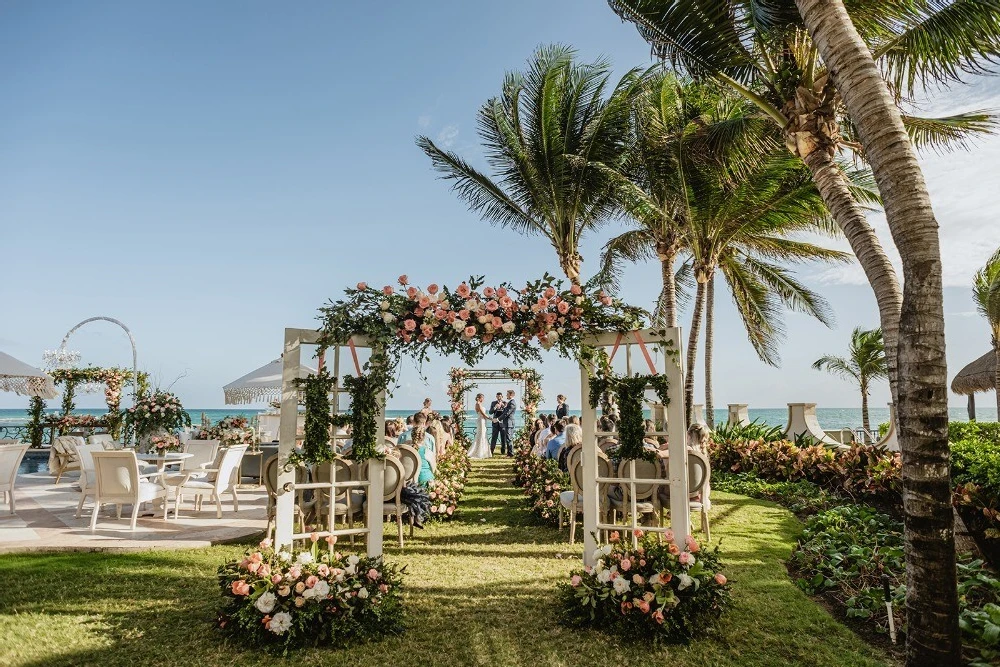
[499,389,517,456]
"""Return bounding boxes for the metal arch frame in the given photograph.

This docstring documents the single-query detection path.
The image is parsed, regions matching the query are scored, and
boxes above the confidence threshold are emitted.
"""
[55,317,140,443]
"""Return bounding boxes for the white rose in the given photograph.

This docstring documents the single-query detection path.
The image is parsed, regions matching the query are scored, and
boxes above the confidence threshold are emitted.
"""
[546,330,559,343]
[313,580,330,597]
[596,569,612,584]
[484,324,495,333]
[357,587,369,599]
[649,573,661,585]
[465,299,478,311]
[347,554,360,566]
[345,564,356,576]
[591,549,604,563]
[278,551,292,562]
[612,576,631,594]
[600,544,613,556]
[255,591,277,614]
[677,573,695,591]
[297,552,314,565]
[379,300,390,311]
[501,321,515,334]
[381,312,395,323]
[477,315,489,324]
[268,611,293,635]
[576,296,584,305]
[452,319,466,331]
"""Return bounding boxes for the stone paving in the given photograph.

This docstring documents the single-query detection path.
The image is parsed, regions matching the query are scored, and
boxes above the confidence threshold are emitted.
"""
[0,470,268,553]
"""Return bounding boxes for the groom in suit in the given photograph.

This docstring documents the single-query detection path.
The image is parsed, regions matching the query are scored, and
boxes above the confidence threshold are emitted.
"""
[499,389,517,456]
[489,392,505,455]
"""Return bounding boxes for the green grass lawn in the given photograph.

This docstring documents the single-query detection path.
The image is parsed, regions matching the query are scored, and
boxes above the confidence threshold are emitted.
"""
[0,459,893,667]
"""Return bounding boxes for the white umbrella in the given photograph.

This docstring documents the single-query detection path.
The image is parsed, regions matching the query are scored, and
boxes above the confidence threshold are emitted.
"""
[223,358,318,405]
[0,351,58,399]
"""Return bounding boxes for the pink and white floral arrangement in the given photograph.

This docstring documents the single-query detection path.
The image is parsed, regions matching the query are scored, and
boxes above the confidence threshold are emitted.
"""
[149,433,181,453]
[217,537,405,652]
[125,390,192,438]
[558,530,731,641]
[426,445,471,519]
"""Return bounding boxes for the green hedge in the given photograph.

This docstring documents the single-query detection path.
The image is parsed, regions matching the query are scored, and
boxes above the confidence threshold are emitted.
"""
[950,421,1000,443]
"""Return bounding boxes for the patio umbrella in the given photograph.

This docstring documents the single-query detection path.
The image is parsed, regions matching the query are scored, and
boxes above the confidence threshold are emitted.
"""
[223,358,317,405]
[0,351,58,399]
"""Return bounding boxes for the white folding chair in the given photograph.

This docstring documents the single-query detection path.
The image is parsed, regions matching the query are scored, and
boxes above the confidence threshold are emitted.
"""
[181,439,220,478]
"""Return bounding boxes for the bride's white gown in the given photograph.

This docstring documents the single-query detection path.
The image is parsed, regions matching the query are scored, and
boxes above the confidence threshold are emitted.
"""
[468,406,492,459]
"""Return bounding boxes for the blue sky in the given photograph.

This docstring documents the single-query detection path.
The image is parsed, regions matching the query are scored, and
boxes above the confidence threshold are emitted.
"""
[1,1,998,412]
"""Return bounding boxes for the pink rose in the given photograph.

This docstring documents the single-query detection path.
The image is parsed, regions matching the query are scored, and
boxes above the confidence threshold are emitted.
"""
[571,320,582,330]
[570,575,582,587]
[499,296,514,309]
[317,564,330,577]
[609,531,620,542]
[356,282,367,291]
[620,558,631,572]
[633,529,644,538]
[288,566,302,580]
[715,573,727,585]
[247,561,261,573]
[258,564,271,578]
[464,326,476,337]
[570,284,582,295]
[601,296,613,306]
[491,317,503,329]
[483,287,496,298]
[398,274,408,285]
[383,285,394,296]
[458,309,470,320]
[678,552,692,566]
[414,306,424,316]
[420,324,434,338]
[456,283,471,298]
[310,532,320,543]
[685,535,701,553]
[485,300,499,312]
[427,283,439,294]
[496,286,508,297]
[652,609,665,624]
[557,301,570,314]
[404,319,417,331]
[367,568,380,581]
[635,599,650,614]
[306,575,319,588]
[418,297,431,309]
[435,308,447,320]
[271,573,282,584]
[379,583,389,593]
[400,331,412,343]
[259,538,272,549]
[406,286,418,299]
[664,530,674,542]
[543,286,556,298]
[231,580,250,596]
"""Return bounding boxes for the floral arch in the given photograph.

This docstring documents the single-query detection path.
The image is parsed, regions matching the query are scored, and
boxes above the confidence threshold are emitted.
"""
[275,274,689,569]
[447,367,542,445]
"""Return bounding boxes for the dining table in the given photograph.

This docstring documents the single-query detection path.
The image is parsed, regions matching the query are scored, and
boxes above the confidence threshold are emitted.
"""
[136,452,194,519]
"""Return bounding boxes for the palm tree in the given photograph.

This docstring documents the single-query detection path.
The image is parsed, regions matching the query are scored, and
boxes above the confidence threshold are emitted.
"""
[812,327,888,443]
[606,2,1000,661]
[417,45,642,284]
[608,0,998,414]
[973,247,1000,416]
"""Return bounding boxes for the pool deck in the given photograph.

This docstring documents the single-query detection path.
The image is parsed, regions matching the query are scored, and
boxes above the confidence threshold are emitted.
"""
[1,470,269,553]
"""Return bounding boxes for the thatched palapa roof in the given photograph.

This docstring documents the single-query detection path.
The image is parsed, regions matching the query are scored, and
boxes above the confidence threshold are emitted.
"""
[951,350,997,395]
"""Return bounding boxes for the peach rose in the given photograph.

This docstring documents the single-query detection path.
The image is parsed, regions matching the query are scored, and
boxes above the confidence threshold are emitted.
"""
[356,282,367,291]
[491,317,503,329]
[685,535,701,553]
[383,285,394,296]
[499,296,514,309]
[306,575,319,588]
[557,301,570,314]
[418,297,431,309]
[271,573,282,585]
[398,274,408,285]
[485,300,499,312]
[404,319,417,331]
[464,326,476,337]
[715,573,727,585]
[652,609,665,624]
[570,284,582,295]
[635,599,650,614]
[456,283,471,298]
[570,575,582,587]
[633,529,644,538]
[483,287,496,297]
[427,283,439,294]
[620,558,631,572]
[543,286,556,298]
[231,580,250,596]
[458,309,470,320]
[258,564,271,578]
[609,531,620,542]
[406,286,418,298]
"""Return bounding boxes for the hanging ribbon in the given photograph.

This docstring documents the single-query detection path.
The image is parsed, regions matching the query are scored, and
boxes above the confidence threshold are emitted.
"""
[347,338,362,376]
[608,333,624,363]
[633,331,657,374]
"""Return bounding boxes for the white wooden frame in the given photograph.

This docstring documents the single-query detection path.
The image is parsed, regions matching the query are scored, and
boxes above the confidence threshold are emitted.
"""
[275,328,385,557]
[580,328,688,567]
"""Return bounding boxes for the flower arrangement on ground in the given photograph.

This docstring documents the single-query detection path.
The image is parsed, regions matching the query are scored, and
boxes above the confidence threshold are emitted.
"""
[446,368,474,449]
[149,433,181,454]
[217,538,405,653]
[505,367,543,417]
[199,415,255,447]
[124,390,191,439]
[558,530,731,641]
[512,436,568,525]
[427,445,471,519]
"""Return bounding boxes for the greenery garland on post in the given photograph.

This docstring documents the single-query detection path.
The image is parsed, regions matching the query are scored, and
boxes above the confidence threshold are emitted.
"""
[589,369,670,461]
[26,396,45,448]
[294,369,336,464]
[59,380,77,436]
[341,372,385,461]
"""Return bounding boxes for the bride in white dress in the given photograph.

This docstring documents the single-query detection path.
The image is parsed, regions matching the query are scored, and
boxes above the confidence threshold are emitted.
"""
[468,393,492,459]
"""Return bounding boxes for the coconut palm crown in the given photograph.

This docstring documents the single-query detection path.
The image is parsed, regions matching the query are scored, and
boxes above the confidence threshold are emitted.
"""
[812,326,888,443]
[973,246,1000,414]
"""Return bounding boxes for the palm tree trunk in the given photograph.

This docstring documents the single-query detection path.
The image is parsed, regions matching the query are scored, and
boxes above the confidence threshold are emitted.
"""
[795,1,958,664]
[657,252,678,328]
[860,381,871,445]
[800,147,901,409]
[704,274,715,429]
[994,344,1000,418]
[684,280,707,427]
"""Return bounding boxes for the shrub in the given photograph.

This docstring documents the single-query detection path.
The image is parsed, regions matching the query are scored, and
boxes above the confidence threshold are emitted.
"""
[950,421,1000,443]
[952,437,1000,527]
[512,442,568,524]
[217,539,405,653]
[558,530,731,642]
[712,419,785,444]
[427,445,471,520]
[711,472,838,515]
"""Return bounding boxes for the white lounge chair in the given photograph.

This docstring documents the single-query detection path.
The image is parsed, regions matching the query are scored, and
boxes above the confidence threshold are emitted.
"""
[0,444,29,514]
[51,435,84,483]
[90,451,168,531]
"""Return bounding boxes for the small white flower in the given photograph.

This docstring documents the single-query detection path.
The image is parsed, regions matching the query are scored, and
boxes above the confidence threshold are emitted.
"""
[313,580,330,597]
[278,551,292,562]
[600,544,613,556]
[576,296,584,305]
[347,554,360,566]
[381,312,395,323]
[677,573,695,591]
[268,611,293,635]
[452,319,466,332]
[501,321,515,334]
[302,587,315,599]
[297,552,314,565]
[612,576,631,594]
[649,573,661,585]
[465,299,478,311]
[591,548,605,563]
[345,564,356,576]
[255,591,277,614]
[379,300,390,311]
[596,569,612,584]
[357,587,369,599]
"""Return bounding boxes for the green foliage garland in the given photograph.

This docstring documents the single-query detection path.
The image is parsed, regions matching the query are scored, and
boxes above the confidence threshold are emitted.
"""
[26,396,45,448]
[59,381,77,435]
[294,370,336,465]
[341,372,384,461]
[589,371,670,461]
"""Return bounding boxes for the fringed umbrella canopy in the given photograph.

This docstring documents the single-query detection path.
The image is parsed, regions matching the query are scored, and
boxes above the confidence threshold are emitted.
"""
[223,358,317,405]
[951,350,997,395]
[0,351,58,399]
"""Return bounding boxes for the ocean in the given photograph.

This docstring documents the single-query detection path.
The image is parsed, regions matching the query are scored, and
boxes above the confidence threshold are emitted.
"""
[1,406,991,431]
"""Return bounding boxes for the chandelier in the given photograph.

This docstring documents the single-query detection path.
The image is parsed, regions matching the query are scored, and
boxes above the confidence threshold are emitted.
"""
[43,347,81,370]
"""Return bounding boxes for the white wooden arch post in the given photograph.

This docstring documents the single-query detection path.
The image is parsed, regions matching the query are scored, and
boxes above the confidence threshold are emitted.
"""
[580,327,688,567]
[276,328,385,558]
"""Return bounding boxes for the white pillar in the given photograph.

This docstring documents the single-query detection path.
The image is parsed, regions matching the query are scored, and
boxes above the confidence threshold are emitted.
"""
[275,329,300,551]
[580,359,599,567]
[784,403,838,445]
[727,404,749,426]
[877,403,899,452]
[365,380,386,558]
[691,404,707,427]
[663,328,690,549]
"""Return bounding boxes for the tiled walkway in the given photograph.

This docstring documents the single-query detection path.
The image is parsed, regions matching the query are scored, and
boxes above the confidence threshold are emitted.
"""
[0,471,268,553]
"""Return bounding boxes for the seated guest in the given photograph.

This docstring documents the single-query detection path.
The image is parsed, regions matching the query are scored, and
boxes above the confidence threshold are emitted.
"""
[385,420,401,446]
[688,423,711,454]
[410,424,436,484]
[568,415,580,425]
[398,412,435,450]
[544,420,566,460]
[643,419,661,450]
[558,423,582,471]
[527,418,545,453]
[532,416,552,457]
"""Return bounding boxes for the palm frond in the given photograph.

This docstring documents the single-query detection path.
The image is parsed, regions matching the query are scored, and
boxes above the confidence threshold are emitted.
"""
[901,109,1000,153]
[740,255,837,327]
[595,228,658,292]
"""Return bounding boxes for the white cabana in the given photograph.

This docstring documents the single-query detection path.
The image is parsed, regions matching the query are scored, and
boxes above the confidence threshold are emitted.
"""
[223,358,317,405]
[0,351,58,399]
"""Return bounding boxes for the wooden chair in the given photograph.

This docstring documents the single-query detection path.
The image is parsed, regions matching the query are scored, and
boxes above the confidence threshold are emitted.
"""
[90,451,168,531]
[613,456,665,529]
[314,457,362,543]
[263,455,313,540]
[0,444,29,514]
[559,447,614,544]
[657,450,713,541]
[172,445,247,518]
[393,444,422,485]
[361,457,409,547]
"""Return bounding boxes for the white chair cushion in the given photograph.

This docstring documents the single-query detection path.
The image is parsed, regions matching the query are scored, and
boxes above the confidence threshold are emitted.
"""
[559,490,579,509]
[137,481,166,503]
[177,480,214,491]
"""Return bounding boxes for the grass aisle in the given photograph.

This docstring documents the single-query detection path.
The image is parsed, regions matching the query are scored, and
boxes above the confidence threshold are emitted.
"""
[0,458,892,666]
